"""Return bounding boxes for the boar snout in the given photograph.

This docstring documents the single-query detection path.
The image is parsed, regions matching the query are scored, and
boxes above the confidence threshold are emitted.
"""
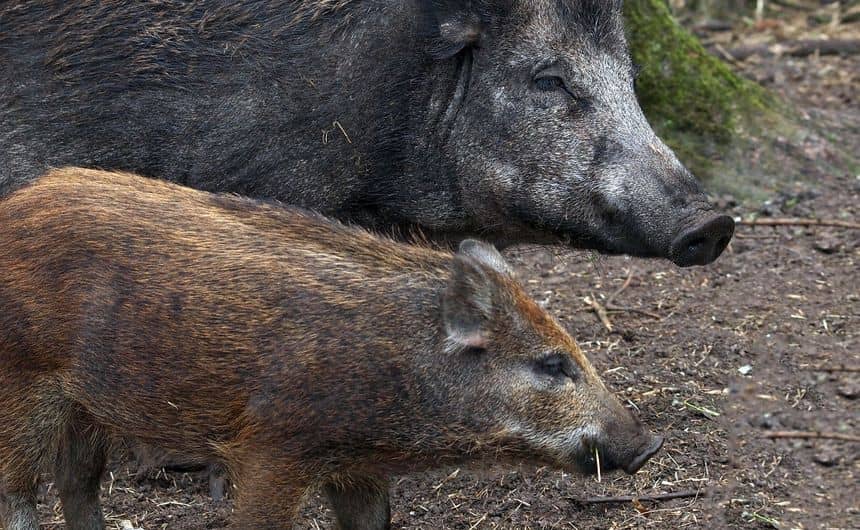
[623,434,664,475]
[587,429,662,476]
[584,403,663,476]
[669,214,735,267]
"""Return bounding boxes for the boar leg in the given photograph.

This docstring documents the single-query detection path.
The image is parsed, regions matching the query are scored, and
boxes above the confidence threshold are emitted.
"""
[231,462,307,529]
[208,464,229,501]
[54,410,109,530]
[0,381,63,530]
[0,487,39,530]
[324,475,391,530]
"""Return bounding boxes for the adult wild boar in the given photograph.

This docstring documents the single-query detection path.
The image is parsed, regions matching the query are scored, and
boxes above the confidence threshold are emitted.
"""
[0,168,663,530]
[0,0,733,266]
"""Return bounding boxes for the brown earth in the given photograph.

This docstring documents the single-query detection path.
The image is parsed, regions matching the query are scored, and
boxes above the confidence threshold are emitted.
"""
[32,17,858,530]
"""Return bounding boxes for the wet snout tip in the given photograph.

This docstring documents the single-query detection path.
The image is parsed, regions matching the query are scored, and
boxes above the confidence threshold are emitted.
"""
[624,435,664,475]
[670,215,735,267]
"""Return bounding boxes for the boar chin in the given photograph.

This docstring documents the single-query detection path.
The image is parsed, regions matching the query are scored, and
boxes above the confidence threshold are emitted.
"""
[564,435,665,476]
[565,446,626,476]
[562,439,660,476]
[521,220,664,261]
[524,214,732,267]
[566,446,610,476]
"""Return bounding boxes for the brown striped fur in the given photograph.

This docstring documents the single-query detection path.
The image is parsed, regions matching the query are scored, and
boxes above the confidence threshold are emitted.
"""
[0,168,659,529]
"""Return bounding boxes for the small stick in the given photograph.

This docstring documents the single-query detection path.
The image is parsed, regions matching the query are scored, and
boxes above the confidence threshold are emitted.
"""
[713,43,741,63]
[762,431,860,443]
[333,120,352,144]
[739,218,860,230]
[599,270,663,321]
[801,364,860,373]
[605,268,634,306]
[432,468,460,492]
[722,39,860,61]
[605,305,662,320]
[468,513,488,530]
[684,400,720,419]
[570,489,704,504]
[587,292,613,332]
[769,0,815,10]
[734,232,780,240]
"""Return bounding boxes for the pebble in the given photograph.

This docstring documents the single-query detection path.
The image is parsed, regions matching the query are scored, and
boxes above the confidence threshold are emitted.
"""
[837,381,858,400]
[813,235,841,254]
[813,446,840,467]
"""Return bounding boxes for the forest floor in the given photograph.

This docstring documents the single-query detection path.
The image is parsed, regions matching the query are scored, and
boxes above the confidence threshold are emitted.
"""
[33,11,858,530]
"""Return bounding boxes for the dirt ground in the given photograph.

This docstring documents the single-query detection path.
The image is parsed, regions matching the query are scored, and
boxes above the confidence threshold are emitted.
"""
[33,13,858,530]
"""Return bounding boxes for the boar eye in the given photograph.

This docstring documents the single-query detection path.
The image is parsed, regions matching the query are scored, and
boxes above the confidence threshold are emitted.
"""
[536,354,575,380]
[533,74,588,109]
[534,75,565,92]
[464,345,487,356]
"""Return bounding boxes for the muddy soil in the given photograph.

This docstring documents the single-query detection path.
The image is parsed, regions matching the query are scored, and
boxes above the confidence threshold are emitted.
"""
[33,17,858,530]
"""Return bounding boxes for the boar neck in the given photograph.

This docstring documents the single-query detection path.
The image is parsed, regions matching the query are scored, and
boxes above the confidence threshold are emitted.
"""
[243,258,498,470]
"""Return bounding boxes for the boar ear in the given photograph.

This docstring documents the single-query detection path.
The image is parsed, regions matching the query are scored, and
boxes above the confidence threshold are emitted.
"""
[426,1,485,58]
[442,253,497,350]
[457,239,514,277]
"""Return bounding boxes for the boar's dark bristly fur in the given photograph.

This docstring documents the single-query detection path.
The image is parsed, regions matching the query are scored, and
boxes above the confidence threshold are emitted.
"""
[0,168,661,530]
[0,0,732,266]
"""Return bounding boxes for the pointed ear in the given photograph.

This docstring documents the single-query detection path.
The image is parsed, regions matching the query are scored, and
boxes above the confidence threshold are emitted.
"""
[457,239,514,277]
[425,1,486,58]
[441,253,496,350]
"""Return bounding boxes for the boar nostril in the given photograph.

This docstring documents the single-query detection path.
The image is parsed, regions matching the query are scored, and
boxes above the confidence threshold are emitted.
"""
[686,237,706,255]
[670,215,735,267]
[716,235,732,253]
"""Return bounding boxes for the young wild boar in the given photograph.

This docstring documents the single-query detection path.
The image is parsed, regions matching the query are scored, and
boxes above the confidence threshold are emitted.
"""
[0,0,733,267]
[0,168,663,530]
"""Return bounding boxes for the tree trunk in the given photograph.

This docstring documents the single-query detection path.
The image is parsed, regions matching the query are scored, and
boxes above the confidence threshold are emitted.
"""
[623,0,802,196]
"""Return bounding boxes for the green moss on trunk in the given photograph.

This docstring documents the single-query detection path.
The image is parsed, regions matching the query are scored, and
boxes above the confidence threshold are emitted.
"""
[621,1,853,199]
[624,0,777,182]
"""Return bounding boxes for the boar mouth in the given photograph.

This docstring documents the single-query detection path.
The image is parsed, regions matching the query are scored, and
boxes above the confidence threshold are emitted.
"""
[515,212,732,267]
[569,445,614,476]
[568,436,664,476]
[502,204,664,259]
[525,220,665,261]
[623,435,665,474]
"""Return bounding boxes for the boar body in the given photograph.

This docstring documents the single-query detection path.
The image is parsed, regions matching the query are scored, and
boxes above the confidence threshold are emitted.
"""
[0,168,661,530]
[0,0,732,266]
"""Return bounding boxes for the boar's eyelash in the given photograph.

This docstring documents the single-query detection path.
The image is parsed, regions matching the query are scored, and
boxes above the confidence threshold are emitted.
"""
[530,57,560,77]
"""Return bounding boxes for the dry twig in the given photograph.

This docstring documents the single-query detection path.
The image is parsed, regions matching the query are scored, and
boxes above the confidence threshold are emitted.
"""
[722,39,860,60]
[605,268,634,306]
[570,489,705,504]
[605,305,662,320]
[762,430,860,443]
[770,0,814,10]
[739,217,860,230]
[599,269,662,320]
[684,400,721,419]
[801,364,860,373]
[586,292,613,332]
